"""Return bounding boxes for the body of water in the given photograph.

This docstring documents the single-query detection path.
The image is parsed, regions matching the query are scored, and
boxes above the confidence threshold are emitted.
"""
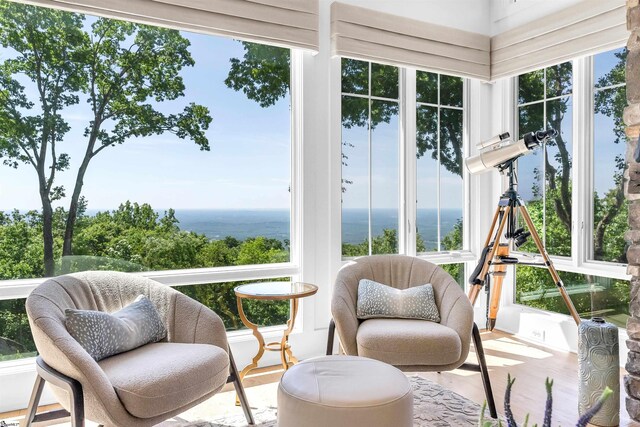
[170,208,461,249]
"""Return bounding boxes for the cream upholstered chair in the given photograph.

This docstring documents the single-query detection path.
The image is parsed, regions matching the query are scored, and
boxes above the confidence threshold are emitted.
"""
[326,255,497,418]
[23,271,254,427]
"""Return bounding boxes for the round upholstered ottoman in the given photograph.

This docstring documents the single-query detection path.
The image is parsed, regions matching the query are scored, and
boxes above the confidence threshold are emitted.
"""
[277,355,413,427]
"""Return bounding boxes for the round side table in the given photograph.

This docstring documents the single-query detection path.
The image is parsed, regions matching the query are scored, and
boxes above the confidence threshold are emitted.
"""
[234,282,318,388]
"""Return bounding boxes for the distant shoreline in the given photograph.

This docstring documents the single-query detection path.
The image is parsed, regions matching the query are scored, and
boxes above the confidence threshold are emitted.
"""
[1,208,462,248]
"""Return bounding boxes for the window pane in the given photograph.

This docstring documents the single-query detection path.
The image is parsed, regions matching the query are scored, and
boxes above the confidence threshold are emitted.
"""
[516,63,572,259]
[0,299,36,361]
[518,69,544,104]
[595,48,627,88]
[371,63,399,99]
[440,75,463,108]
[416,74,465,254]
[341,58,368,95]
[440,108,463,251]
[416,71,438,104]
[341,96,369,257]
[441,263,465,288]
[517,103,544,253]
[593,61,628,263]
[371,100,399,255]
[544,97,572,257]
[515,267,629,327]
[416,105,439,251]
[0,6,292,280]
[175,279,290,331]
[518,103,544,138]
[545,62,572,97]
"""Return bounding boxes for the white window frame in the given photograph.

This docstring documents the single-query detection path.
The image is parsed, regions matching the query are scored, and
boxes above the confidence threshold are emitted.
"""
[339,62,474,268]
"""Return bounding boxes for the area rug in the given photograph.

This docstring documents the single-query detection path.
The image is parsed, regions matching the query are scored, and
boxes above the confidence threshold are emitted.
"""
[181,376,498,427]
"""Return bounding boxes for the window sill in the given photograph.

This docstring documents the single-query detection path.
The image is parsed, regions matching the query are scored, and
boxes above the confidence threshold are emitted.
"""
[0,262,300,300]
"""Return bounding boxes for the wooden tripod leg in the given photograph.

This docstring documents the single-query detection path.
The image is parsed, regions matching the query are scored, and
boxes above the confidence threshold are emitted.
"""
[468,206,512,306]
[487,244,509,331]
[518,204,581,325]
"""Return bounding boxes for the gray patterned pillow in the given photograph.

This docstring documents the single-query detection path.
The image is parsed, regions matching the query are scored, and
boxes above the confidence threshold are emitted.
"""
[356,279,440,322]
[65,295,167,361]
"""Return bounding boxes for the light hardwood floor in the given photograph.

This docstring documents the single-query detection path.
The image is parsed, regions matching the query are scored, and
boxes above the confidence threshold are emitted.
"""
[1,330,638,426]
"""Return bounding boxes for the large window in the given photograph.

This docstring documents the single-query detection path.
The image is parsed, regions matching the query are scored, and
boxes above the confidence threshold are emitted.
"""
[592,48,628,263]
[516,62,573,258]
[416,71,464,253]
[340,60,468,260]
[341,59,400,257]
[0,2,295,360]
[514,49,629,326]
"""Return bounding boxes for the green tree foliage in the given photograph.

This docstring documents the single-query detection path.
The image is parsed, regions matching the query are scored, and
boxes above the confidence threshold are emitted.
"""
[0,2,212,276]
[0,201,291,359]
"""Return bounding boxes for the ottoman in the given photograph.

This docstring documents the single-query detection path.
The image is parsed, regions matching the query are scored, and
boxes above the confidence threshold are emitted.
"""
[277,355,413,427]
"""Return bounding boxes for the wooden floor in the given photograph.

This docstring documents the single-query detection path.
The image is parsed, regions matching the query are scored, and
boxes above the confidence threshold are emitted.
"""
[2,330,639,426]
[422,330,639,426]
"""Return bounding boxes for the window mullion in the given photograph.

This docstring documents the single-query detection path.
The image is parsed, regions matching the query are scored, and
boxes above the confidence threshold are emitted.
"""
[573,56,592,267]
[367,63,373,256]
[436,75,442,252]
[403,68,417,256]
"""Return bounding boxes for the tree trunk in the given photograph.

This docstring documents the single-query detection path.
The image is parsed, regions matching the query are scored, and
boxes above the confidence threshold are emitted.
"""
[63,153,92,256]
[39,189,55,277]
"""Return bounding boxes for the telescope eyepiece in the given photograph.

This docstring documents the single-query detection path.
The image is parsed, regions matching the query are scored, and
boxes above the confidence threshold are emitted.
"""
[523,128,557,149]
[535,129,558,141]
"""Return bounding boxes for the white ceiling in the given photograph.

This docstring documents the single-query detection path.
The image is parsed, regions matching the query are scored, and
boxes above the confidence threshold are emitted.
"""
[334,0,588,36]
[335,0,492,35]
[490,0,584,35]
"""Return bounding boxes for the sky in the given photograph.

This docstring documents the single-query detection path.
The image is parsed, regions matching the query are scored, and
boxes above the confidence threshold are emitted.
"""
[0,16,292,211]
[0,10,626,213]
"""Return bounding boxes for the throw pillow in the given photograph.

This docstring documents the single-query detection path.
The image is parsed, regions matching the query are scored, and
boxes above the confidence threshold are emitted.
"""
[356,279,440,322]
[65,295,167,361]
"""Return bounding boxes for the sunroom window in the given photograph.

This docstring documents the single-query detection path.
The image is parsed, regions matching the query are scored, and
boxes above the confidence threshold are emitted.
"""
[340,58,400,257]
[513,49,629,326]
[0,3,295,360]
[416,71,464,254]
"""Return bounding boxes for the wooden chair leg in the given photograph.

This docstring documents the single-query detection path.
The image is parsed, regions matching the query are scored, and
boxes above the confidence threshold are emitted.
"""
[228,350,255,425]
[472,323,497,419]
[22,372,45,427]
[326,319,336,356]
[23,357,84,427]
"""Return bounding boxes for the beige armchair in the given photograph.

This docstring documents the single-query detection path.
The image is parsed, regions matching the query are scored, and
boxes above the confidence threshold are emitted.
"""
[326,255,496,418]
[23,271,254,426]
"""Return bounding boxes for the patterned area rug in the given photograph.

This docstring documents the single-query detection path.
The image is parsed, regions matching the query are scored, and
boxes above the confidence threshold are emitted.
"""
[181,376,497,427]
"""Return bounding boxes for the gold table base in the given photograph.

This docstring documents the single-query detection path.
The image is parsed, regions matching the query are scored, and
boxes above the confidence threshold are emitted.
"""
[235,297,300,404]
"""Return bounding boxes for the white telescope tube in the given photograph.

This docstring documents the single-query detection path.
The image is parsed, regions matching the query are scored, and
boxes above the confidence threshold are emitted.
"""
[476,132,510,150]
[465,139,531,174]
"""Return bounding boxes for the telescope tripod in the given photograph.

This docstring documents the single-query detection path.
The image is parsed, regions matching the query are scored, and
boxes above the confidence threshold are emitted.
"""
[467,164,581,330]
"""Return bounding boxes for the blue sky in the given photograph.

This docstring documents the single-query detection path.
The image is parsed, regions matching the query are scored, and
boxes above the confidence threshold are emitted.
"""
[0,11,625,213]
[0,19,291,211]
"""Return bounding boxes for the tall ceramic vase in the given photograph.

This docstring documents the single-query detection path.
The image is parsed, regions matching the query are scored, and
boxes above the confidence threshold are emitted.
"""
[578,317,619,426]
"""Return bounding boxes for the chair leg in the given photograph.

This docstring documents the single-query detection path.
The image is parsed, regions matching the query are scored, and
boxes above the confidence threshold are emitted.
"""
[472,323,497,419]
[24,357,84,427]
[228,350,255,425]
[326,319,335,356]
[23,372,45,427]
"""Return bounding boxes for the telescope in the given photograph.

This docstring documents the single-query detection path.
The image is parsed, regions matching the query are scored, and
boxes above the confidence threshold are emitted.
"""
[465,129,558,175]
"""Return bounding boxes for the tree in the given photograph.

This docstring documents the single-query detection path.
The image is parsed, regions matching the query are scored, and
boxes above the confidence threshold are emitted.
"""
[0,2,212,276]
[593,49,628,262]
